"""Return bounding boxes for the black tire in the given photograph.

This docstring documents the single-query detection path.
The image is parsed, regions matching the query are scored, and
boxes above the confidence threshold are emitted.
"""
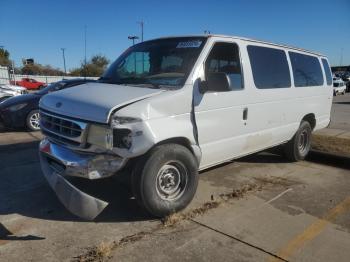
[132,144,199,217]
[26,109,41,131]
[284,121,312,162]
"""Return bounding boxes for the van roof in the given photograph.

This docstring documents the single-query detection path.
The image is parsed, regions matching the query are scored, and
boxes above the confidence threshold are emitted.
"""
[152,34,325,57]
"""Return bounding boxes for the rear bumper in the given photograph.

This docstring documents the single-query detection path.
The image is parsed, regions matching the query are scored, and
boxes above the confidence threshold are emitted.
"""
[39,138,127,220]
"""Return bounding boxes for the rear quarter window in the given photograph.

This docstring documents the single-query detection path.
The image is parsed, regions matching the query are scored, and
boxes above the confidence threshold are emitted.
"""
[321,58,332,86]
[247,45,291,89]
[289,52,324,87]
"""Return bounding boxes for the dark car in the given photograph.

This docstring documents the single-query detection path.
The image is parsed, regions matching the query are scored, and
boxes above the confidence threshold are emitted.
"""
[0,78,95,131]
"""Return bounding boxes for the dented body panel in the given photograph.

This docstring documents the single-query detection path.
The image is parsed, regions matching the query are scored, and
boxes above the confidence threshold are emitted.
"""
[38,35,333,220]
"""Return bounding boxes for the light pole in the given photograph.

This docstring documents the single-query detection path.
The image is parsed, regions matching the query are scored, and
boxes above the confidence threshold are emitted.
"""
[128,35,139,45]
[128,36,139,73]
[61,48,67,75]
[137,21,144,72]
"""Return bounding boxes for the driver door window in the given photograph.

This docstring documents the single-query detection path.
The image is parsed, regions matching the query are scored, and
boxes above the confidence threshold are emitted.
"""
[205,42,243,90]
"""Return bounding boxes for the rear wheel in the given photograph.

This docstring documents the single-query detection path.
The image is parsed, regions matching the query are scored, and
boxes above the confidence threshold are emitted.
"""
[284,121,312,162]
[26,110,40,131]
[132,144,199,217]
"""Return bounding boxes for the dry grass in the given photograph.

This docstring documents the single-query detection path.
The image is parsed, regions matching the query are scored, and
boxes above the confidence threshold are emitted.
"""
[73,232,148,262]
[312,134,350,157]
[73,183,260,261]
[162,183,258,227]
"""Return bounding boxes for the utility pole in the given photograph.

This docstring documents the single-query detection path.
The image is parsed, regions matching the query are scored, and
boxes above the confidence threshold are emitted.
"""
[339,48,344,67]
[84,25,87,78]
[12,60,16,84]
[61,48,67,75]
[137,21,144,42]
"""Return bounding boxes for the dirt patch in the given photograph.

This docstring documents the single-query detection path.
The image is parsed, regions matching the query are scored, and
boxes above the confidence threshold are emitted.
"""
[312,134,350,157]
[252,175,297,187]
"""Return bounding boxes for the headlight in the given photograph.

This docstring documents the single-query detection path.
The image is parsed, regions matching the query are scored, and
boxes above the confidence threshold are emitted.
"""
[87,124,114,150]
[7,103,27,112]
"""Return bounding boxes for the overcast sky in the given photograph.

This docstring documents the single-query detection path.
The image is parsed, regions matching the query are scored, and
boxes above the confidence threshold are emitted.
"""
[1,0,349,70]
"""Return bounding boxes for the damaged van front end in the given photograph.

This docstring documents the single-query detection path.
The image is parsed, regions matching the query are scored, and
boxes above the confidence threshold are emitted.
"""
[38,88,170,220]
[39,36,207,220]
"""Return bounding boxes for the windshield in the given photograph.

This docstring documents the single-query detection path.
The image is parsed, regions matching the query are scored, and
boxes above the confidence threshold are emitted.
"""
[36,82,65,95]
[100,37,207,88]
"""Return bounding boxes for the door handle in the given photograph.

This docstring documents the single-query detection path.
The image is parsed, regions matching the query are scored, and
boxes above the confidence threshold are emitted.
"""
[243,107,248,120]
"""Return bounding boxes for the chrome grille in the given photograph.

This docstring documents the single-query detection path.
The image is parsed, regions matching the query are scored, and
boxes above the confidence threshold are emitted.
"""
[40,111,88,147]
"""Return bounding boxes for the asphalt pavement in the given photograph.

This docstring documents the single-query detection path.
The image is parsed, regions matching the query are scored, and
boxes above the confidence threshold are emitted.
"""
[0,94,350,261]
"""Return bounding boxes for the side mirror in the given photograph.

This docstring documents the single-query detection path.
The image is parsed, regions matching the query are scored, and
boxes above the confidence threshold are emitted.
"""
[200,72,231,93]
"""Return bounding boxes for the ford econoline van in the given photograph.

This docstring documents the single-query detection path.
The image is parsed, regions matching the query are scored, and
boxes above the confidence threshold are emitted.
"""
[39,35,333,220]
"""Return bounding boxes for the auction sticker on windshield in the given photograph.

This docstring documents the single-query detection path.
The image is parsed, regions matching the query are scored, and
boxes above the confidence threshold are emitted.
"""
[176,40,202,48]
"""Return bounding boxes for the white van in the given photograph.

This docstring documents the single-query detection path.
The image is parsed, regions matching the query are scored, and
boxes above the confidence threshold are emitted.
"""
[39,35,333,220]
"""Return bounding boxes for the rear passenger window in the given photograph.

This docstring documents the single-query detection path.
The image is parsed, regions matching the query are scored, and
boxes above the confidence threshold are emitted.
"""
[247,45,291,89]
[321,58,332,86]
[289,52,324,87]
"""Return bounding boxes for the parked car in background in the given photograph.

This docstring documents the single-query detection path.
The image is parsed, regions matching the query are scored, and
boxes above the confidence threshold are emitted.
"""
[0,84,28,102]
[342,73,350,92]
[0,92,13,103]
[333,78,346,95]
[0,78,95,131]
[11,78,46,90]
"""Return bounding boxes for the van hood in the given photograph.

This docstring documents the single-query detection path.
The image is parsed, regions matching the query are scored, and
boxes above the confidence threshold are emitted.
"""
[39,82,164,123]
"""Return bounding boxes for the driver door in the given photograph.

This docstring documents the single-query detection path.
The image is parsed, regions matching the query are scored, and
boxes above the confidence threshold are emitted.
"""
[194,41,250,169]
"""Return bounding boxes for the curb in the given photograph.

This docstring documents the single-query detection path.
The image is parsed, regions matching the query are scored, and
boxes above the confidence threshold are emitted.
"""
[311,129,350,158]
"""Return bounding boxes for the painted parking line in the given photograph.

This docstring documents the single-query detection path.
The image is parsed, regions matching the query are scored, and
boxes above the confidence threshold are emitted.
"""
[269,196,350,262]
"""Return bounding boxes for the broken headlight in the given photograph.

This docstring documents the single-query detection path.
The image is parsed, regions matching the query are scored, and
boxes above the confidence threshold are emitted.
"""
[87,123,135,150]
[111,116,141,125]
[87,124,114,150]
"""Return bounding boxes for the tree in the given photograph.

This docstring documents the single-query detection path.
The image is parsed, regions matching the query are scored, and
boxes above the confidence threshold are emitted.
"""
[0,48,11,67]
[69,54,110,77]
[20,63,64,76]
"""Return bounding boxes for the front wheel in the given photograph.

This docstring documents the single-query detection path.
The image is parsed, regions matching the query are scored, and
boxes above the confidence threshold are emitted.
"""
[132,144,199,217]
[284,121,312,162]
[26,110,41,131]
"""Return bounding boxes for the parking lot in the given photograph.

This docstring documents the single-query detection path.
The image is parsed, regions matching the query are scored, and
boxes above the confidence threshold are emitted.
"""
[0,94,350,262]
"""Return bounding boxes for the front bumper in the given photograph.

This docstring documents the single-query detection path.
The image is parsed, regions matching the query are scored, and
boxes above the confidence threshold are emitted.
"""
[39,138,127,179]
[39,138,127,220]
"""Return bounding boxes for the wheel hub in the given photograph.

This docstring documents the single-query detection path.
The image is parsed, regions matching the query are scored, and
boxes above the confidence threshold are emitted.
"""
[298,130,309,153]
[30,113,40,129]
[156,162,187,200]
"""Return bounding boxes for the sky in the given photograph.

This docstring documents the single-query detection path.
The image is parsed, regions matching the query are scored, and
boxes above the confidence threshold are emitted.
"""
[1,0,349,71]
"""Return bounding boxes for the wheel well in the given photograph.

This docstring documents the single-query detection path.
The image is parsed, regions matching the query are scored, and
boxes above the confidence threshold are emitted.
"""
[302,113,316,130]
[156,137,194,153]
